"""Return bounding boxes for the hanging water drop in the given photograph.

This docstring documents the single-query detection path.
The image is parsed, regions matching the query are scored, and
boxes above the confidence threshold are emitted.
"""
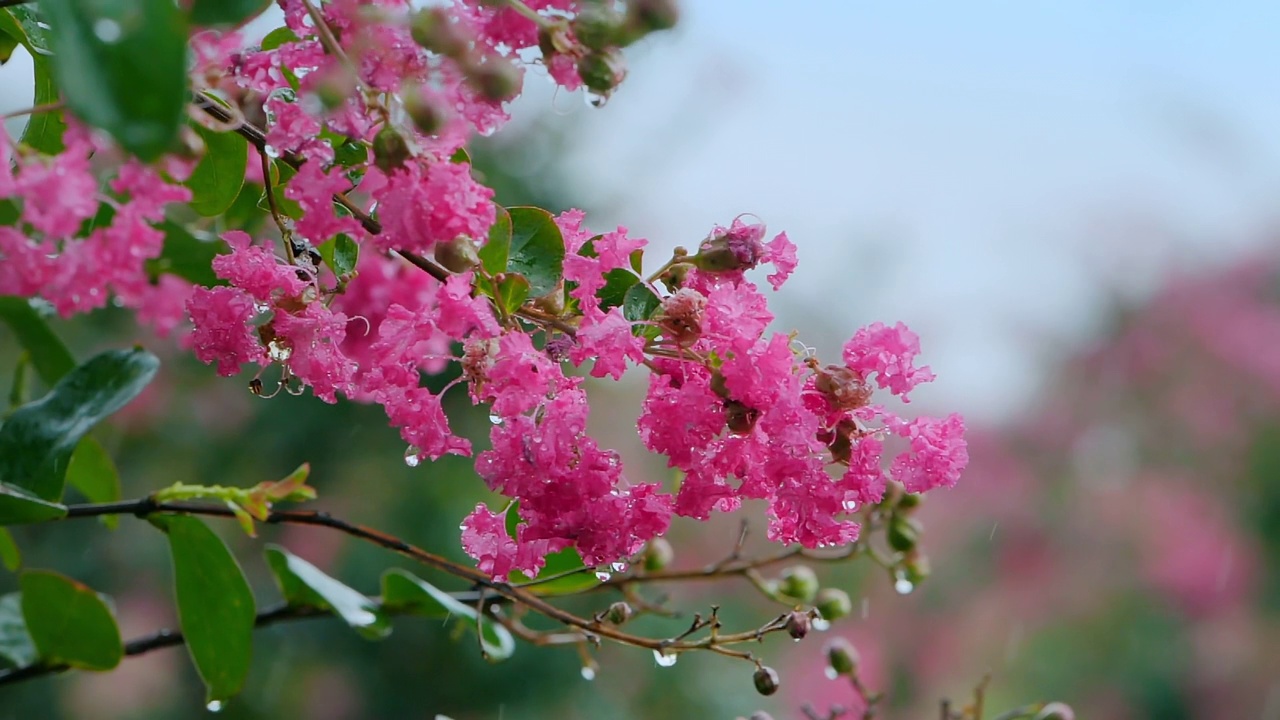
[404,446,422,467]
[610,561,627,573]
[93,19,122,42]
[823,666,839,680]
[580,665,596,681]
[594,570,611,582]
[812,617,831,632]
[652,649,678,667]
[206,700,224,713]
[488,412,503,425]
[893,572,914,595]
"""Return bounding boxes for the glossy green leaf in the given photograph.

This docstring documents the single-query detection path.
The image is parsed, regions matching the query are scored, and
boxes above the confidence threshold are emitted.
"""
[622,282,662,323]
[0,8,65,152]
[145,222,226,287]
[479,204,512,275]
[259,26,298,51]
[0,296,75,385]
[0,30,17,64]
[65,436,120,529]
[323,131,368,168]
[0,482,68,525]
[265,545,390,640]
[450,147,471,164]
[190,0,272,28]
[503,505,597,595]
[495,274,531,315]
[1,7,51,53]
[596,268,639,311]
[318,234,359,278]
[154,515,255,704]
[20,570,122,670]
[262,161,303,219]
[0,529,19,571]
[186,124,248,216]
[42,0,188,160]
[506,207,565,298]
[0,593,35,668]
[380,569,514,661]
[0,348,159,501]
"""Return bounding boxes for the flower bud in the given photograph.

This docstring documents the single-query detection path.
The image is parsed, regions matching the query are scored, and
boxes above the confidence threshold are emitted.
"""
[814,365,873,411]
[785,610,811,640]
[538,21,578,58]
[814,588,852,621]
[902,550,931,586]
[752,666,780,696]
[886,515,921,553]
[605,601,633,625]
[403,86,449,136]
[409,7,469,58]
[312,64,357,110]
[777,565,819,603]
[824,637,859,676]
[693,221,767,273]
[572,6,622,51]
[434,236,481,273]
[643,537,673,571]
[628,0,680,34]
[577,48,627,96]
[896,491,922,513]
[467,57,522,102]
[372,125,411,173]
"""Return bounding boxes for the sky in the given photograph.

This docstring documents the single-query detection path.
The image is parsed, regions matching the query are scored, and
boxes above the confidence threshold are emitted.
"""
[3,1,1279,422]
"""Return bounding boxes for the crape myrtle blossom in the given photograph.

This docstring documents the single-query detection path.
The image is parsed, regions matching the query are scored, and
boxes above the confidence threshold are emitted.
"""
[0,0,967,583]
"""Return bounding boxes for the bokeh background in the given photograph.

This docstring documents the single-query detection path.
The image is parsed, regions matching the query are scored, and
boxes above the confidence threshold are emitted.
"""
[4,2,1280,718]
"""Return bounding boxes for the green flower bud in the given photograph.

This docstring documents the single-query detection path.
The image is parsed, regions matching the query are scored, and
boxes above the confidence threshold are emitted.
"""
[403,86,449,136]
[605,601,633,625]
[643,537,674,571]
[434,236,481,273]
[628,0,680,34]
[572,6,622,51]
[777,565,819,603]
[372,125,411,173]
[467,57,522,103]
[886,514,921,553]
[785,610,811,639]
[814,588,852,621]
[577,48,627,96]
[409,7,469,58]
[824,637,859,676]
[752,666,780,696]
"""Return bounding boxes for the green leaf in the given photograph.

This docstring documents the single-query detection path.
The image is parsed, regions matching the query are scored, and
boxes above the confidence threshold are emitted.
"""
[264,545,390,640]
[506,207,565,298]
[0,348,159,501]
[323,131,368,169]
[495,274,531,315]
[189,0,272,28]
[318,234,359,278]
[42,0,189,160]
[450,147,471,164]
[20,570,122,670]
[259,26,298,51]
[153,515,255,704]
[0,483,68,525]
[185,124,248,216]
[0,296,75,385]
[0,7,51,54]
[478,204,512,276]
[65,436,120,529]
[145,222,227,287]
[0,30,18,64]
[0,529,20,571]
[380,569,514,661]
[596,268,639,312]
[263,161,303,219]
[622,283,662,323]
[503,504,597,595]
[23,55,67,154]
[0,593,35,668]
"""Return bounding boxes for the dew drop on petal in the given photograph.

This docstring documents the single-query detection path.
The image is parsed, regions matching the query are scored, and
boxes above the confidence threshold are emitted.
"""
[206,700,224,713]
[653,649,678,667]
[404,446,421,467]
[488,412,503,425]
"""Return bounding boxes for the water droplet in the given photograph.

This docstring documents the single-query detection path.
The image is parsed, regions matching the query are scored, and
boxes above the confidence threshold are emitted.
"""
[263,144,281,159]
[206,700,224,713]
[610,561,627,573]
[580,665,596,681]
[93,19,121,42]
[404,446,421,467]
[893,575,914,595]
[652,649,678,667]
[842,499,858,511]
[812,617,831,632]
[584,92,609,108]
[267,339,292,362]
[823,666,839,680]
[488,412,503,425]
[594,570,611,582]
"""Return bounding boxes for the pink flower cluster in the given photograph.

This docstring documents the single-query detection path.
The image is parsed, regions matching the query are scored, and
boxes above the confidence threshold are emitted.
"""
[0,0,968,582]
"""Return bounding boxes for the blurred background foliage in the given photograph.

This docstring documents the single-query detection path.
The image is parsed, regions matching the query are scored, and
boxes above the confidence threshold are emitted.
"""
[5,3,1280,718]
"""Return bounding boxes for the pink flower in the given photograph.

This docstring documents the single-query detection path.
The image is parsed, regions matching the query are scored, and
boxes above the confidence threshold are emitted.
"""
[185,286,265,376]
[570,307,645,380]
[842,321,936,401]
[212,231,309,301]
[765,231,797,289]
[372,162,495,254]
[270,303,357,403]
[890,413,968,493]
[285,163,365,245]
